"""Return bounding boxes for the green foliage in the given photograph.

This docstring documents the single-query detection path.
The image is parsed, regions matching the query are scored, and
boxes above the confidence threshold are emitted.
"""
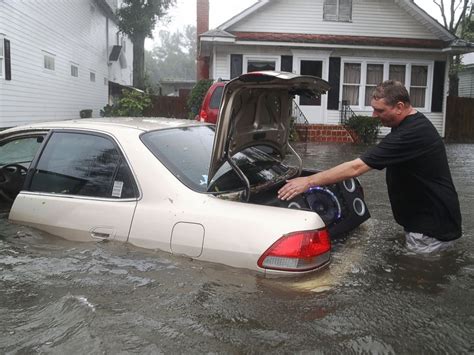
[116,0,176,89]
[344,115,381,144]
[101,89,151,117]
[116,0,176,41]
[186,79,213,119]
[145,26,197,85]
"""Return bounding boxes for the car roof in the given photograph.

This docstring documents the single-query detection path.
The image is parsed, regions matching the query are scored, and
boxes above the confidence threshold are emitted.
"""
[1,117,206,136]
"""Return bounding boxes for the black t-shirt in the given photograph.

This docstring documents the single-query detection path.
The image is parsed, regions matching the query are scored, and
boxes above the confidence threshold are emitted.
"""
[360,112,462,241]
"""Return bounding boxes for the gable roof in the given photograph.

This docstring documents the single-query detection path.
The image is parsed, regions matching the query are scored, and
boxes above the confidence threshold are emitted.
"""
[204,0,469,52]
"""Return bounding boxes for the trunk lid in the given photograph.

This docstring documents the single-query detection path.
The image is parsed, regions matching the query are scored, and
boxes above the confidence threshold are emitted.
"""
[208,71,330,182]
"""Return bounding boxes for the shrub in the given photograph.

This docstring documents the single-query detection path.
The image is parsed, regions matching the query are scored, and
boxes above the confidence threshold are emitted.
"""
[187,79,213,119]
[344,115,381,144]
[101,89,151,117]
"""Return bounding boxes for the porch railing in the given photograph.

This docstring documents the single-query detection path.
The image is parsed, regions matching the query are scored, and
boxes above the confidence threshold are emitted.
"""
[340,100,358,125]
[292,99,309,125]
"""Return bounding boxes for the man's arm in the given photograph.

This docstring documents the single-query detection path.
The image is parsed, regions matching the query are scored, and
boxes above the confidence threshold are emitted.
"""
[277,158,371,201]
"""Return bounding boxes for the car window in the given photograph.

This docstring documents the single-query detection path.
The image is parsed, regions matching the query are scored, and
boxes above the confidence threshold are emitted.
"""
[29,132,137,199]
[209,85,224,109]
[141,125,293,193]
[0,136,44,166]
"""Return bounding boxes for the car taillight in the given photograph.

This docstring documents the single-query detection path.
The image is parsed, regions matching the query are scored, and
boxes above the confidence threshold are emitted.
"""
[199,109,208,122]
[257,229,331,272]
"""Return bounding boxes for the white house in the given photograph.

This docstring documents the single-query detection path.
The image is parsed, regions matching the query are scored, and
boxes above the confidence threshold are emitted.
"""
[198,0,473,137]
[459,52,474,97]
[0,0,133,128]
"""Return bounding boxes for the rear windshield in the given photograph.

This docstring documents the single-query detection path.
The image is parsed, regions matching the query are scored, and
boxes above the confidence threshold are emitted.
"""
[209,86,224,109]
[141,125,292,193]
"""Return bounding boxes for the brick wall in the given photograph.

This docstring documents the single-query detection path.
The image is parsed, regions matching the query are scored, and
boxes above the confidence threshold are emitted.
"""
[295,124,355,143]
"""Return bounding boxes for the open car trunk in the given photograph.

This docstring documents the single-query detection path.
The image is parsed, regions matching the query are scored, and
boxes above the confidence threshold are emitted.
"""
[209,71,369,238]
[247,170,370,238]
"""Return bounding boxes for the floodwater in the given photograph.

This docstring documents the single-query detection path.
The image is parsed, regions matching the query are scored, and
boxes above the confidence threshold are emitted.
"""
[1,143,473,354]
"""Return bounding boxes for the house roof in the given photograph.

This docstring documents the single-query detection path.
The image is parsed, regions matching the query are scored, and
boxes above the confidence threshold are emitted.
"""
[205,0,471,52]
[230,32,446,49]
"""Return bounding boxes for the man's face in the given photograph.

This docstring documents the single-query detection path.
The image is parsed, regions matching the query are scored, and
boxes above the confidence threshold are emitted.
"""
[371,98,402,127]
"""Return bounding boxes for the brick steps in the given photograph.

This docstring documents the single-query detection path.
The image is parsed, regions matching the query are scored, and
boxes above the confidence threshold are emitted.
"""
[295,124,355,143]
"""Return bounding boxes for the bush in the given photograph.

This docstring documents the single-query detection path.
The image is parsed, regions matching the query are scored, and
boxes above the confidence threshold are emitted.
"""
[187,79,213,119]
[344,115,381,144]
[101,89,151,117]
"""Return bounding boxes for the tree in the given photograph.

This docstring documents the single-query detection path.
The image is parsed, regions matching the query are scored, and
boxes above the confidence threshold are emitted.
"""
[145,26,197,91]
[431,0,472,95]
[116,0,176,90]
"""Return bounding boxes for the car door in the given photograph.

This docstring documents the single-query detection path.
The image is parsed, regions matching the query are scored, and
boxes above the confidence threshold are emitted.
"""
[9,130,139,242]
[0,132,47,204]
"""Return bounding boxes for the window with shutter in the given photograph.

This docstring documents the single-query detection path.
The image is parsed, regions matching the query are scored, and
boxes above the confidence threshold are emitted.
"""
[323,0,352,22]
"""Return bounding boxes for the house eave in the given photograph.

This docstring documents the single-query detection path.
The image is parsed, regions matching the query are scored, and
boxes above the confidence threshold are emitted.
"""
[229,32,448,50]
[94,0,116,20]
[228,40,451,54]
[395,0,456,42]
[216,0,269,30]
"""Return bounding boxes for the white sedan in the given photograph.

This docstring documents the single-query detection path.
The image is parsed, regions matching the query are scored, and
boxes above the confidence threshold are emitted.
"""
[0,71,369,276]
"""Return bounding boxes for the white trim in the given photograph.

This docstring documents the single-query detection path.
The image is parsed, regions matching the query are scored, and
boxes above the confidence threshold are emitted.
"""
[212,45,217,80]
[340,57,434,112]
[217,0,270,30]
[395,0,455,42]
[292,51,330,123]
[0,35,4,78]
[243,54,281,73]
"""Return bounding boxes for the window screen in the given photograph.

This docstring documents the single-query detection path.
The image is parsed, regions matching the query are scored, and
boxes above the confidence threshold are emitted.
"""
[30,132,137,199]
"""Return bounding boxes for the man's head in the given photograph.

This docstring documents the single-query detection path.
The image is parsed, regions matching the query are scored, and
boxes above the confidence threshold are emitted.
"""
[371,80,414,127]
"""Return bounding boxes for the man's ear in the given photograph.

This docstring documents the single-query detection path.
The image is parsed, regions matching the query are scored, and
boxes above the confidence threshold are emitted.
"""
[395,101,405,113]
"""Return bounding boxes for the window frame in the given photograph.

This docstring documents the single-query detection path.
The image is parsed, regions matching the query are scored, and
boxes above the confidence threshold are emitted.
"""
[0,131,48,166]
[70,63,79,77]
[25,129,140,201]
[42,51,55,72]
[340,58,434,112]
[243,55,281,74]
[323,0,352,22]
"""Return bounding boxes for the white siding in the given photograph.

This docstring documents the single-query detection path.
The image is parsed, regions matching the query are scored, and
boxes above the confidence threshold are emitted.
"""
[0,0,132,128]
[229,0,438,40]
[458,68,474,98]
[213,43,447,136]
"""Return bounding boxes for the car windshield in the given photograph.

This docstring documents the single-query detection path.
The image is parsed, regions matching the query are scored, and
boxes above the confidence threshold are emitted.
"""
[141,125,293,193]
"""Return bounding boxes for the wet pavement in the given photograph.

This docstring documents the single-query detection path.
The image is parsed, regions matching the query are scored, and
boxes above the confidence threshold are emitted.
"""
[0,143,473,354]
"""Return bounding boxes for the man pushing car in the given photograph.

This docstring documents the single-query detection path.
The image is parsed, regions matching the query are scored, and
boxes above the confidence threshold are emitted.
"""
[278,80,462,254]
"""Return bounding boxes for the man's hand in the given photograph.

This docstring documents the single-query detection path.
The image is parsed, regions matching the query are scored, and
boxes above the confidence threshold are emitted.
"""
[278,176,311,201]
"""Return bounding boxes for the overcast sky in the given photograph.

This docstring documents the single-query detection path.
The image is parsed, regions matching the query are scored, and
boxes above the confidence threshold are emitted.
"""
[145,0,451,49]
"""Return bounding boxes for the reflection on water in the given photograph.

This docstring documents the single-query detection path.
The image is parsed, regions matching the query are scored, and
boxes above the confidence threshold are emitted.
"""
[1,143,473,353]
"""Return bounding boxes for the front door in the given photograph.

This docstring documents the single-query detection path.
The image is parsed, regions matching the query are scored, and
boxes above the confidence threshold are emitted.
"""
[297,59,326,123]
[9,130,139,242]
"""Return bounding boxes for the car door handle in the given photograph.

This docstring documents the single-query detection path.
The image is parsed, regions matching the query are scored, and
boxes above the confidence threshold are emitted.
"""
[91,231,110,239]
[90,227,115,240]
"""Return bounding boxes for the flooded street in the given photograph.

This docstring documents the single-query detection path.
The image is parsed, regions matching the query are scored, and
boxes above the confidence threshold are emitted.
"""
[1,143,473,354]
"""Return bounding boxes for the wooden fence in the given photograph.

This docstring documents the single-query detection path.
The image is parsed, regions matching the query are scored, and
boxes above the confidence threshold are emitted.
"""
[144,95,189,119]
[445,96,474,142]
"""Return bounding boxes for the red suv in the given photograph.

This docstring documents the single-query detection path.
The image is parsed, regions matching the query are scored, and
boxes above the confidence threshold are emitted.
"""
[196,81,225,124]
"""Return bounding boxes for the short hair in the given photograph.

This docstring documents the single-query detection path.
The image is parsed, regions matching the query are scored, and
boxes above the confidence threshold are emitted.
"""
[372,80,410,106]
